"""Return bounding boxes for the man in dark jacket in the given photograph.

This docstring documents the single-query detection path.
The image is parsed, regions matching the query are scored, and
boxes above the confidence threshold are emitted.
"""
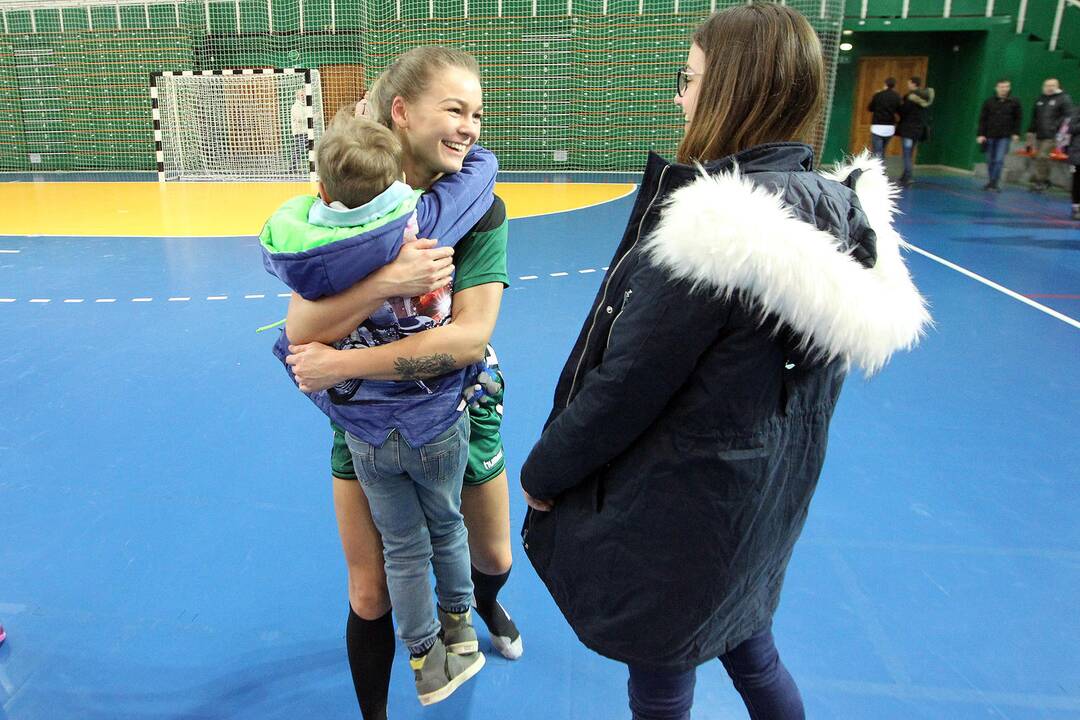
[1027,78,1073,192]
[977,79,1022,191]
[896,76,935,187]
[868,77,902,158]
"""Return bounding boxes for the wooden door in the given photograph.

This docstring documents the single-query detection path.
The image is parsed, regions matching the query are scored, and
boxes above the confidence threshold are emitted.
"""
[851,56,928,157]
[319,64,366,121]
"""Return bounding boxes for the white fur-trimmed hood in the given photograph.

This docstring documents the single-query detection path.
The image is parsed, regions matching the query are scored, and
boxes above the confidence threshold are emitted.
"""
[642,152,930,376]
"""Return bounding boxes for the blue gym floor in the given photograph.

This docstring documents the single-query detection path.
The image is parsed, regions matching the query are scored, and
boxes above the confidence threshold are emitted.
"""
[1,175,1078,719]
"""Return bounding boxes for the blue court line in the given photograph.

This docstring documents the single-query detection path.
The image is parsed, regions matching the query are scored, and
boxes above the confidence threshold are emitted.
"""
[804,539,1080,563]
[800,678,1080,712]
[828,549,913,686]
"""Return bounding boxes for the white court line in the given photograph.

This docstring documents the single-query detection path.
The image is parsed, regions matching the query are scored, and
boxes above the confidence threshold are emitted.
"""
[0,249,20,254]
[550,272,569,277]
[579,268,596,274]
[519,275,538,280]
[907,243,1080,330]
[1,292,300,304]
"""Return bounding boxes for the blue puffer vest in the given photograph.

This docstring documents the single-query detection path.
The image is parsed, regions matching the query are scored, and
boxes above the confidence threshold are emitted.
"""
[261,146,497,446]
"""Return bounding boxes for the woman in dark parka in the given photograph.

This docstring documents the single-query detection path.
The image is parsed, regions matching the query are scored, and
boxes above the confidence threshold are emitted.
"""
[519,5,931,720]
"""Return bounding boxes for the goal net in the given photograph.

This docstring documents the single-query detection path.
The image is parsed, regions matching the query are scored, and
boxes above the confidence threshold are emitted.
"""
[0,0,842,175]
[151,67,322,181]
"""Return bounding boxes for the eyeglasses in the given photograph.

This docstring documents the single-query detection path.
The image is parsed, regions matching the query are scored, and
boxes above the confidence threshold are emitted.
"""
[676,68,703,97]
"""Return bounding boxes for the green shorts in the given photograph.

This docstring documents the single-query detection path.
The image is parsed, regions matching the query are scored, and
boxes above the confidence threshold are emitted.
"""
[330,355,506,486]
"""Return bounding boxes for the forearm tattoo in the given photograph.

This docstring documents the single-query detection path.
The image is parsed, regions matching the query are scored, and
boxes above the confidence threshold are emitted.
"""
[394,353,455,380]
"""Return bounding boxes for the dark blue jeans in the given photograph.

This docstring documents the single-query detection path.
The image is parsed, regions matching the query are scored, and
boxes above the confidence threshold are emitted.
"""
[870,133,892,158]
[627,627,804,720]
[985,137,1011,185]
[901,137,916,180]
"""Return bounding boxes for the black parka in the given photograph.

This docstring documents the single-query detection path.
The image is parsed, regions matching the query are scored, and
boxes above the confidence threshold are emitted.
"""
[521,145,929,672]
[1068,108,1080,166]
[1028,92,1073,139]
[897,88,935,140]
[868,88,902,126]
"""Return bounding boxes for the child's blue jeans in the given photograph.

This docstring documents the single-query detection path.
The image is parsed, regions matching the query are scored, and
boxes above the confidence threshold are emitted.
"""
[344,412,473,655]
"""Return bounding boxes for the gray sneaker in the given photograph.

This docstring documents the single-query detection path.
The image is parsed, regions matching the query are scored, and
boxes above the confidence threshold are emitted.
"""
[438,607,479,655]
[410,637,486,706]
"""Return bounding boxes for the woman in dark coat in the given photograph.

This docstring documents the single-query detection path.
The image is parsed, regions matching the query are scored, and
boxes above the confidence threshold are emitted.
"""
[896,76,935,187]
[519,5,931,719]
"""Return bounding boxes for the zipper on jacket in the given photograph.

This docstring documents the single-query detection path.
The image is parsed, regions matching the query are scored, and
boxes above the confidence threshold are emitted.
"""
[606,288,633,349]
[567,166,670,404]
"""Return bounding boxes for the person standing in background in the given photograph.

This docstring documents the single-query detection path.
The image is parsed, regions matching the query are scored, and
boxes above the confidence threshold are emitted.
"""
[868,77,902,158]
[1066,105,1080,220]
[896,76,935,187]
[1026,78,1073,192]
[977,79,1022,192]
[290,89,308,171]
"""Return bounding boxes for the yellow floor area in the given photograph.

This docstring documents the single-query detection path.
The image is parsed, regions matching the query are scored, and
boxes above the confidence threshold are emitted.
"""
[0,181,636,237]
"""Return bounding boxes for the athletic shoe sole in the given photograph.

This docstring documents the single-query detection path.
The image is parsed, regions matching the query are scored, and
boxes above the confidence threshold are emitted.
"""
[418,652,486,706]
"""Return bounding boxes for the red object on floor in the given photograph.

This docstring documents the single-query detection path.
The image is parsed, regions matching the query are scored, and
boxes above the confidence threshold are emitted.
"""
[1015,147,1069,161]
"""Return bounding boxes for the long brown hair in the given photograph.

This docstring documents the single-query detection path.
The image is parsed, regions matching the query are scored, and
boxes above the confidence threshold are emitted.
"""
[676,3,825,164]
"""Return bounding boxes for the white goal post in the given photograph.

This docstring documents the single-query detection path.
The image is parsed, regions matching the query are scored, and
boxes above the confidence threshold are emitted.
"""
[150,67,323,182]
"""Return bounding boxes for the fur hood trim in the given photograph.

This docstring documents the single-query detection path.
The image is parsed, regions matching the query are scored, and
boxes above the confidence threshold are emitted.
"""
[643,152,931,376]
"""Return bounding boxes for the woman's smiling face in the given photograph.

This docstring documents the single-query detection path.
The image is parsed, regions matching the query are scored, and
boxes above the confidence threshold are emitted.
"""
[395,65,484,178]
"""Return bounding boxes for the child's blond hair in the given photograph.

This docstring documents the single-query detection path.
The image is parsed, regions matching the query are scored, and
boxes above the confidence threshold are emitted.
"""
[316,109,402,208]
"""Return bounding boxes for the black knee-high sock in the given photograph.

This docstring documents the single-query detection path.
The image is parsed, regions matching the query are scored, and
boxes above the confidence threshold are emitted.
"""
[346,606,395,720]
[471,566,517,638]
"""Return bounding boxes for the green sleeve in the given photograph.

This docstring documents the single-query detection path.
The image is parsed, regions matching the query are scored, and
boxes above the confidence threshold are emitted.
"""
[453,195,509,293]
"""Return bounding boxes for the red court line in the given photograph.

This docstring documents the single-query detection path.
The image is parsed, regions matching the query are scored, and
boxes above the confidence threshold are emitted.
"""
[1024,294,1080,300]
